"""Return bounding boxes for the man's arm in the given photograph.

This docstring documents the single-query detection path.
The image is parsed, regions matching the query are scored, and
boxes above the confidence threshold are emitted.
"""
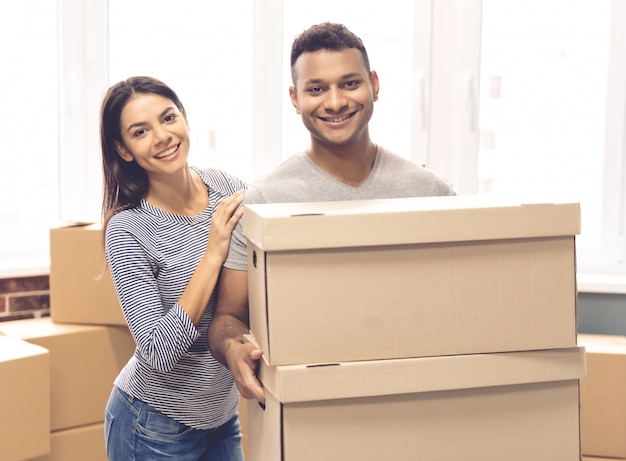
[209,267,265,402]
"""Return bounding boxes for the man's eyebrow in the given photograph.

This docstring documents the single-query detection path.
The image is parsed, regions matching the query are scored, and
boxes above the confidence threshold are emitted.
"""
[303,73,361,85]
[303,78,324,85]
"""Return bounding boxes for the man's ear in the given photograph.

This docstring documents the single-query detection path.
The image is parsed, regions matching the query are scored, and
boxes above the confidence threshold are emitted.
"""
[289,86,300,114]
[115,141,133,162]
[370,70,380,102]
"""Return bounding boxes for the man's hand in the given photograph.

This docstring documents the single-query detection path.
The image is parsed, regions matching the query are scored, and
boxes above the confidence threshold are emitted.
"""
[225,339,265,403]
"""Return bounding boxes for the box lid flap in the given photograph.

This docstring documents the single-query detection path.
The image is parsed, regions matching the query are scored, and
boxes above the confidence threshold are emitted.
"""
[242,196,581,250]
[0,334,49,361]
[0,317,99,341]
[255,343,586,403]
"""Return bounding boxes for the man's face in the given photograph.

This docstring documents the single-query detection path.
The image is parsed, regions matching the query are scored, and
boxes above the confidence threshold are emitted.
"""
[290,48,379,148]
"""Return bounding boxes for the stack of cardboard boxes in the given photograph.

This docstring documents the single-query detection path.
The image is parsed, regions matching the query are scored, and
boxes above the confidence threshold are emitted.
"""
[241,195,585,460]
[0,334,49,461]
[0,222,251,461]
[0,224,135,461]
[0,195,586,460]
[579,333,626,461]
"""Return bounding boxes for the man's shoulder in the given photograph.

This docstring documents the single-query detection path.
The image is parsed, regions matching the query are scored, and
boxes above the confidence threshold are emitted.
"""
[258,153,309,181]
[247,153,311,203]
[375,146,456,196]
[377,147,421,167]
[375,147,431,178]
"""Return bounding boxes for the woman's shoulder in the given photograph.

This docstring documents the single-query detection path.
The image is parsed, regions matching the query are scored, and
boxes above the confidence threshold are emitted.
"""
[105,207,138,238]
[192,166,248,193]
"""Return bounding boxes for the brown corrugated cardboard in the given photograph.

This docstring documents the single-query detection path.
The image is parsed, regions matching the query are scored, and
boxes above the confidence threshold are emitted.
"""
[579,334,626,458]
[0,318,134,431]
[0,334,50,461]
[238,398,248,460]
[49,223,126,326]
[244,196,580,365]
[246,340,585,461]
[29,422,106,461]
[583,458,626,461]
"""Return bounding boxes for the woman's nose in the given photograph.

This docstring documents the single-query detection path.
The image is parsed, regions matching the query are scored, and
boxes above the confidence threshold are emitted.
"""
[152,125,171,145]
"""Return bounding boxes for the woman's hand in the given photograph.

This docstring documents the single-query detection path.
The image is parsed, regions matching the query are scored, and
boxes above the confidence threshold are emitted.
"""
[205,190,245,264]
[177,190,244,325]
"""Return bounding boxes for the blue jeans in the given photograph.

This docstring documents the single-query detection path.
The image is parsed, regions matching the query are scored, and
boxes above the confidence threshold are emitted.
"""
[104,386,244,461]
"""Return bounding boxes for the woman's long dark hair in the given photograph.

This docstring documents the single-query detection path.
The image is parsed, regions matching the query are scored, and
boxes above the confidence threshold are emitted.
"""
[100,76,186,230]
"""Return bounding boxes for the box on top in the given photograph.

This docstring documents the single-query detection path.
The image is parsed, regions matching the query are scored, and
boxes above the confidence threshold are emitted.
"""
[243,195,581,366]
[242,195,581,251]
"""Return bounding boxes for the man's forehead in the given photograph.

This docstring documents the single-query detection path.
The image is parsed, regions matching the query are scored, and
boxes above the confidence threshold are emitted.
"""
[293,48,368,81]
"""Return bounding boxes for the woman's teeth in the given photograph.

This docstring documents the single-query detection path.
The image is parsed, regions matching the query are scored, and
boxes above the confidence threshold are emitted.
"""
[156,145,178,158]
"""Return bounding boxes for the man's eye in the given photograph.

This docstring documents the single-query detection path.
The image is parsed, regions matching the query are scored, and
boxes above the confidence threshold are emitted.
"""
[344,80,360,89]
[308,87,323,94]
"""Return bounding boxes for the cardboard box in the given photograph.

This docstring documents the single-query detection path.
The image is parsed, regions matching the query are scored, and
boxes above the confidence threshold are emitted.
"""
[49,223,126,326]
[238,398,249,460]
[0,334,50,461]
[583,458,626,461]
[29,422,106,461]
[0,318,135,431]
[247,342,585,461]
[579,334,626,458]
[244,196,580,365]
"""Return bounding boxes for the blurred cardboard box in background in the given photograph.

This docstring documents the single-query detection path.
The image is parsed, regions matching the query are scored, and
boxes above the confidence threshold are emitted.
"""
[49,223,125,326]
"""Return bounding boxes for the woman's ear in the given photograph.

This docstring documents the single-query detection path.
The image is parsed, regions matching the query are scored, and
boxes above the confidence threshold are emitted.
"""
[114,141,133,162]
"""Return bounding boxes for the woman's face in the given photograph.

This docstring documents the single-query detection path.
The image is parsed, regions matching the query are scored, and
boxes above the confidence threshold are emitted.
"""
[114,93,190,177]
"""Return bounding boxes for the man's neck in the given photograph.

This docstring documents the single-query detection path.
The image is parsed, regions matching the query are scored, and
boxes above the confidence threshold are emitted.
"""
[307,140,378,187]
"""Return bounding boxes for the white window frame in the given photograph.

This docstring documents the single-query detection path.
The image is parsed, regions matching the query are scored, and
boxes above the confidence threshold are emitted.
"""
[51,0,626,294]
[427,0,626,293]
[428,0,482,193]
[58,0,109,224]
[575,0,626,293]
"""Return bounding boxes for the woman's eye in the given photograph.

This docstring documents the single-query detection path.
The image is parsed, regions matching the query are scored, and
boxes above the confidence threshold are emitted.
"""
[164,113,178,123]
[133,128,146,137]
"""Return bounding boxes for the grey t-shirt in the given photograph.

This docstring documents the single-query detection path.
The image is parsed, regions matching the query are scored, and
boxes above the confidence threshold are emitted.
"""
[224,147,455,270]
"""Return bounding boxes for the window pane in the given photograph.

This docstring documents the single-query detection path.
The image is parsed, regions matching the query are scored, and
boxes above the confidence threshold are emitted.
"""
[0,2,59,270]
[478,0,612,248]
[282,0,416,162]
[108,1,254,182]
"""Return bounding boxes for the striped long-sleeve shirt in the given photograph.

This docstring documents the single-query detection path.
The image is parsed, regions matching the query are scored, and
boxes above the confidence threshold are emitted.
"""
[105,167,247,430]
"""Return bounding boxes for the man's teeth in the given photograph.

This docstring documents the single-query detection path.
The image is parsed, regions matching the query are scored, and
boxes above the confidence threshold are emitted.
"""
[156,145,178,158]
[324,114,352,123]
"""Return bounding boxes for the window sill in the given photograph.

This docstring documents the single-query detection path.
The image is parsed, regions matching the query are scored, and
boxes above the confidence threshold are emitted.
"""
[0,260,50,279]
[577,273,626,295]
[1,264,625,296]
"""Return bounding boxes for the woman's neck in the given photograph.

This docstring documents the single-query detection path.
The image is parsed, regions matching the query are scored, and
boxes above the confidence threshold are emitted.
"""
[145,166,208,215]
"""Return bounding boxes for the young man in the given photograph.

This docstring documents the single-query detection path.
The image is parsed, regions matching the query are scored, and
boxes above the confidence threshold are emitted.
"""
[208,22,455,403]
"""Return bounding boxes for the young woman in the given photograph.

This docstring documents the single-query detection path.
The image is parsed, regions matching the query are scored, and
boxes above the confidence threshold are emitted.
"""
[100,76,246,461]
